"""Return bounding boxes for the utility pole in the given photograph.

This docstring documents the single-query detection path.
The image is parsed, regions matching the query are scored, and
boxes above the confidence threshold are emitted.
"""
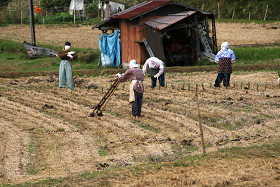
[74,0,76,24]
[29,0,36,45]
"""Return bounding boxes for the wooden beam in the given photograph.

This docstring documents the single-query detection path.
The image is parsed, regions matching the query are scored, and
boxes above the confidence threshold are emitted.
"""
[194,15,201,61]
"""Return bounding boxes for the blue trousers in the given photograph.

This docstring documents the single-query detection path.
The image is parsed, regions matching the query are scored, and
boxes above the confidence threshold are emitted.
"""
[59,60,74,90]
[214,73,231,87]
[151,73,165,88]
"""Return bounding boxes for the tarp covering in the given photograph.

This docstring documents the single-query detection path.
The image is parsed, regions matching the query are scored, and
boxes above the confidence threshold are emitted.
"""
[109,2,125,14]
[69,0,84,15]
[99,29,121,67]
[23,41,57,57]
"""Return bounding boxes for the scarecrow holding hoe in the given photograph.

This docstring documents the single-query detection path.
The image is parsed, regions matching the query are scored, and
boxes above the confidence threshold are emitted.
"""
[116,60,145,118]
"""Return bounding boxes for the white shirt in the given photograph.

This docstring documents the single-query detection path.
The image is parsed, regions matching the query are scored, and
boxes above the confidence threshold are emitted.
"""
[142,57,164,76]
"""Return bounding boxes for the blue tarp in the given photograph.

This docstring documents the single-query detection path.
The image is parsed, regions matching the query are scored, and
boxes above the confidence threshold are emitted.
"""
[99,29,121,67]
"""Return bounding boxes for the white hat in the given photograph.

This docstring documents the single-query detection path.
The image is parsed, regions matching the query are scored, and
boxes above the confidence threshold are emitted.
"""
[129,59,138,69]
[221,42,229,51]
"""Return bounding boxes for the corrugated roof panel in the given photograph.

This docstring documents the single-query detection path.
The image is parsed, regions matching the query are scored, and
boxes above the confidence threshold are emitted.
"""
[111,0,171,19]
[145,11,196,30]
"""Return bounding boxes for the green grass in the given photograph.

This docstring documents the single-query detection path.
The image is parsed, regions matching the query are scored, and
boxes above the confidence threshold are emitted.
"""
[233,45,280,65]
[98,147,108,157]
[131,120,160,133]
[27,139,38,175]
[0,39,100,75]
[1,39,279,78]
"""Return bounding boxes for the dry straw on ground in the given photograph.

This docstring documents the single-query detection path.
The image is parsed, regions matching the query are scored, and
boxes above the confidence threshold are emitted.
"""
[0,71,279,185]
[1,22,280,48]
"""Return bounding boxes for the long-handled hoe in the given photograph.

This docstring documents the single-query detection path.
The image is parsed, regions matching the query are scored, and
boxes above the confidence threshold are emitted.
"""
[90,78,120,117]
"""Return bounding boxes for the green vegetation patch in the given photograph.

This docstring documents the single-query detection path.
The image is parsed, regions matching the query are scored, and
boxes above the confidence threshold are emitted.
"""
[234,45,280,65]
[27,139,38,175]
[0,39,100,76]
[131,120,160,133]
[98,147,109,157]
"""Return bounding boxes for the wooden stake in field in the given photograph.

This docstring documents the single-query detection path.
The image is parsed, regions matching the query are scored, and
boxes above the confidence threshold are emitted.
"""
[195,89,206,154]
[264,5,268,21]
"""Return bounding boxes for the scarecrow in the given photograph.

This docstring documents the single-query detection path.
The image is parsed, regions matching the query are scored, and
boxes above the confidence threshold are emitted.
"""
[116,60,144,118]
[142,57,165,88]
[214,42,236,87]
[57,41,78,90]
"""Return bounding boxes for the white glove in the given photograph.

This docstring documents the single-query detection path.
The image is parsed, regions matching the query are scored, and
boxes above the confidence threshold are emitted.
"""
[67,51,75,59]
[154,73,160,78]
[277,78,280,82]
[116,73,121,78]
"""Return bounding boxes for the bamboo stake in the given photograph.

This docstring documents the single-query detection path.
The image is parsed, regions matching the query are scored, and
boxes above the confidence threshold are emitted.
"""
[195,89,206,154]
[21,10,23,26]
[218,3,220,19]
[264,5,268,21]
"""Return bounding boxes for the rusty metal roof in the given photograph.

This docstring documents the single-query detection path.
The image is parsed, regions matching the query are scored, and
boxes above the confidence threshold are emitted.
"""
[94,1,214,30]
[144,11,196,30]
[111,0,171,20]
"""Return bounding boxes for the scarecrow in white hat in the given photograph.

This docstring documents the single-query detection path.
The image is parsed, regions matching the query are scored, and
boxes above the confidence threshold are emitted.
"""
[116,60,144,118]
[142,57,165,88]
[57,41,78,90]
[214,42,236,87]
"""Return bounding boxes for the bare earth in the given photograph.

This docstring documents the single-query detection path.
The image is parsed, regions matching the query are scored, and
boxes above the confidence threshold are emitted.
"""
[0,71,280,186]
[0,22,280,186]
[0,22,280,48]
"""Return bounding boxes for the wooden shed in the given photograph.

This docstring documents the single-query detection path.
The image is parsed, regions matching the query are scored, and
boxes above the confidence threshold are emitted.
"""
[94,0,218,67]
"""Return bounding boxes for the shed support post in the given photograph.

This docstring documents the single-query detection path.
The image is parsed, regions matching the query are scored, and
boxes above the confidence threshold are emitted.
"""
[211,16,218,54]
[194,15,201,61]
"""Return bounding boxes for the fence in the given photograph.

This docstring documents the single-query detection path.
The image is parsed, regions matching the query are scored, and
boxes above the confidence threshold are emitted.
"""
[0,1,99,25]
[1,0,279,25]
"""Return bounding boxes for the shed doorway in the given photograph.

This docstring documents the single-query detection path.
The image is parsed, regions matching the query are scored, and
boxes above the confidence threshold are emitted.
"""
[162,26,195,66]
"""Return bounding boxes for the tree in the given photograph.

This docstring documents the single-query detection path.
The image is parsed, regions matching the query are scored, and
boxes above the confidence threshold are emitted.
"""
[41,0,71,14]
[0,0,10,9]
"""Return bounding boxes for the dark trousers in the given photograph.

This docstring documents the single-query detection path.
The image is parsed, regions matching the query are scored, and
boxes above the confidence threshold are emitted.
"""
[214,73,231,87]
[151,73,165,88]
[132,90,143,117]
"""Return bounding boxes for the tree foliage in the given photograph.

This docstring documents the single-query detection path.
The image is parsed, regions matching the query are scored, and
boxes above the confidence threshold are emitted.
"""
[174,0,280,20]
[0,0,10,9]
[41,0,71,13]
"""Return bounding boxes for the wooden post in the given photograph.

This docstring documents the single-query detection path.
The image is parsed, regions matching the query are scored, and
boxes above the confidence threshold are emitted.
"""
[195,89,206,154]
[21,10,23,26]
[249,12,251,20]
[264,5,268,21]
[74,0,76,24]
[98,0,100,18]
[218,3,220,19]
[232,11,235,19]
[8,3,11,15]
[29,0,36,46]
[194,15,201,61]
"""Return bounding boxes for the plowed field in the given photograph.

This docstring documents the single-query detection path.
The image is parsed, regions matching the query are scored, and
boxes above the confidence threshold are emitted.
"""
[0,71,279,186]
